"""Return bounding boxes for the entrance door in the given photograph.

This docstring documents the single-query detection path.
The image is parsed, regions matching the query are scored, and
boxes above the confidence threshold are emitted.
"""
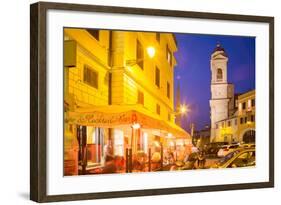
[243,130,255,143]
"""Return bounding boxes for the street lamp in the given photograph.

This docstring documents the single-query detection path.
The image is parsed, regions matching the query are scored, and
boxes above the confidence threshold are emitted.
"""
[177,104,189,116]
[179,104,188,115]
[172,104,190,117]
[126,46,156,66]
[146,46,156,58]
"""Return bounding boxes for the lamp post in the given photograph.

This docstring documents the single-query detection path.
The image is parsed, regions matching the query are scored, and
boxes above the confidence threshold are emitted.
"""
[173,104,190,116]
[126,46,156,66]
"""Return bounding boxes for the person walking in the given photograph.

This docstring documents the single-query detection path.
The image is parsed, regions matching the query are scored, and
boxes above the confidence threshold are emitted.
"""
[197,150,206,169]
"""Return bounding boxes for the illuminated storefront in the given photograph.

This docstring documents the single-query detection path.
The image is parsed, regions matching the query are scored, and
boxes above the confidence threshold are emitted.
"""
[67,104,190,174]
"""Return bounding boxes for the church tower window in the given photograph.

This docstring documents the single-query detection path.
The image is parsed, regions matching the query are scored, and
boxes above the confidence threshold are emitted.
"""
[217,68,223,81]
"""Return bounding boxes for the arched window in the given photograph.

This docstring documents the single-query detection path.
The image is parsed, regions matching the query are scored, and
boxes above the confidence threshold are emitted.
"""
[217,68,223,81]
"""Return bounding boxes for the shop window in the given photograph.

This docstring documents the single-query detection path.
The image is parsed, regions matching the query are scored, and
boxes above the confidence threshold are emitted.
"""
[155,67,160,88]
[137,90,144,105]
[217,68,223,81]
[113,129,124,156]
[222,122,225,128]
[83,127,106,164]
[83,65,98,89]
[87,29,99,41]
[136,40,144,69]
[167,82,170,98]
[143,132,149,154]
[156,104,161,115]
[166,45,172,66]
[245,117,248,123]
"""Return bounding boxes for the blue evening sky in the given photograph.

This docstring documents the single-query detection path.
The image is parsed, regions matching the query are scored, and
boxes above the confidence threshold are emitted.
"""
[173,33,255,132]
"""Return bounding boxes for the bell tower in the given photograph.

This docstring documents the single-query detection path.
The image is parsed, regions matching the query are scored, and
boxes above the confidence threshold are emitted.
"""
[210,43,234,142]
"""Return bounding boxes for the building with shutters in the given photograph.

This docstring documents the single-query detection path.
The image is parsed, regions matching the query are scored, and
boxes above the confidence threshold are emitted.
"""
[63,28,191,175]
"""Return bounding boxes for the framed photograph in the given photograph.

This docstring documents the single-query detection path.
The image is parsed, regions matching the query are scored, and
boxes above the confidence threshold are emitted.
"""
[30,1,274,202]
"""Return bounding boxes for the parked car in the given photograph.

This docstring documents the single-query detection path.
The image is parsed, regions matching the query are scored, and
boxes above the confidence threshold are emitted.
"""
[217,144,240,157]
[240,143,255,149]
[204,142,228,156]
[212,148,255,168]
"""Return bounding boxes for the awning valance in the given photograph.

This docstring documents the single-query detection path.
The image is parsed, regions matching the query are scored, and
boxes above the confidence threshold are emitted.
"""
[67,104,190,139]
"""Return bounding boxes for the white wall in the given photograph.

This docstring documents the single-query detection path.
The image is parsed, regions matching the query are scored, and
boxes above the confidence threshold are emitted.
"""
[0,0,279,204]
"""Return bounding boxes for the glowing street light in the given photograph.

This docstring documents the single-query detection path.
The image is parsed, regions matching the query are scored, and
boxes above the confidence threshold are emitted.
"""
[179,104,189,115]
[146,46,156,58]
[172,104,190,116]
[126,46,156,66]
[179,104,187,114]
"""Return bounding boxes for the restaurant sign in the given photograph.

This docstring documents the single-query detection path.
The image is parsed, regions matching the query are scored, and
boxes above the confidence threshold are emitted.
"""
[67,111,134,127]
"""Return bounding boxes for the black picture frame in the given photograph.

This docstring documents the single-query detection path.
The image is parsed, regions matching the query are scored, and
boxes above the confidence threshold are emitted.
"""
[30,1,274,202]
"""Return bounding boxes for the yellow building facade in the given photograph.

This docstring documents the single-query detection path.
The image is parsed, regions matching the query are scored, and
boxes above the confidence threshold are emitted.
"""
[63,28,190,175]
[214,90,255,143]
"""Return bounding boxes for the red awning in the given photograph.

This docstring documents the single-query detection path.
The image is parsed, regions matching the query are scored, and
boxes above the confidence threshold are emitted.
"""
[67,104,190,139]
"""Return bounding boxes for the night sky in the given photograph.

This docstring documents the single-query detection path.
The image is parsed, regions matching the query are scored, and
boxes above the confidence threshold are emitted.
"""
[173,33,255,132]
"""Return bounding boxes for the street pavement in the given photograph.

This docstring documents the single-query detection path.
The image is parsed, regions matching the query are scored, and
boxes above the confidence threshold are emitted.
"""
[204,157,220,168]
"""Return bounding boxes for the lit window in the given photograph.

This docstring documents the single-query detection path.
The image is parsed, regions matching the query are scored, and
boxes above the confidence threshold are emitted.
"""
[166,45,172,66]
[239,103,242,111]
[248,99,251,110]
